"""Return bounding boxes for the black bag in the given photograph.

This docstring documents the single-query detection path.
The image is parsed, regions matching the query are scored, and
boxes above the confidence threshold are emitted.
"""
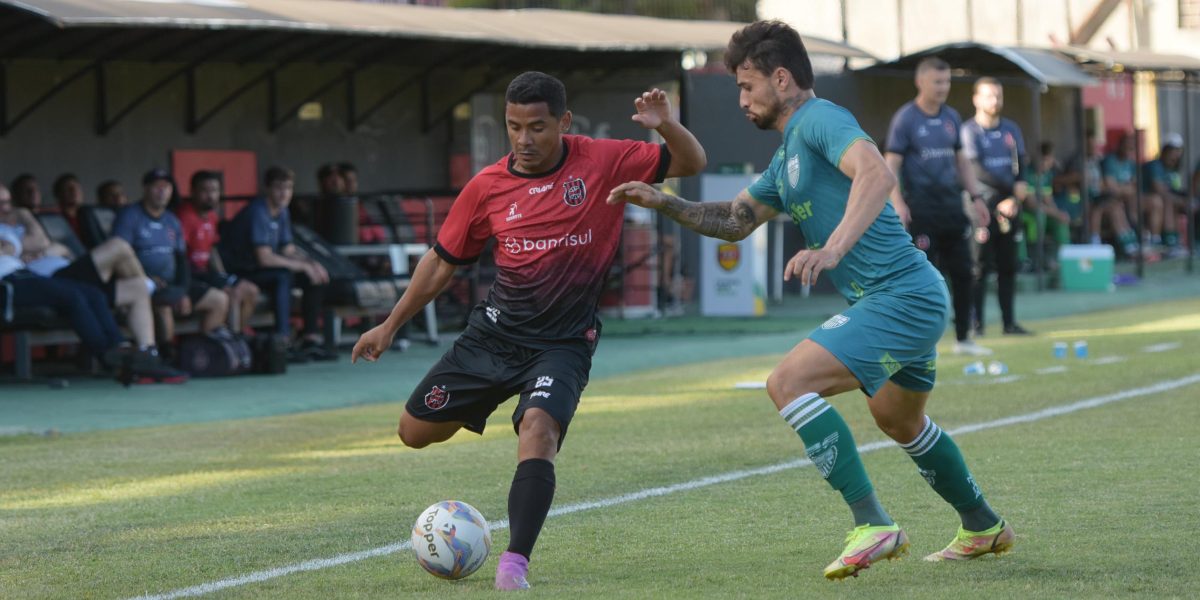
[250,333,288,375]
[178,331,252,377]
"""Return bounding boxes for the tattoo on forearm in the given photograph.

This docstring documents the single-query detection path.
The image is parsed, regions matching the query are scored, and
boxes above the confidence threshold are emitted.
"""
[658,194,754,241]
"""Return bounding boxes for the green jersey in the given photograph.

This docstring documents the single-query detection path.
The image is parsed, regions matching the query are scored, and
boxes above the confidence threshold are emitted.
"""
[748,98,932,303]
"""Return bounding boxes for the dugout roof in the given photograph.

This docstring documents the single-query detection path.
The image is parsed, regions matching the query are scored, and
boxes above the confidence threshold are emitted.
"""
[859,42,1098,88]
[0,0,874,61]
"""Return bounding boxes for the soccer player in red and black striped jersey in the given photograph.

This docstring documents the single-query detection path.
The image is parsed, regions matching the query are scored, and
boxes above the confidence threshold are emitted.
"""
[351,71,705,590]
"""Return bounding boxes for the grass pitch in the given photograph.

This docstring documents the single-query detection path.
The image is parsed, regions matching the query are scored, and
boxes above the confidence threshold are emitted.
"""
[1,299,1198,599]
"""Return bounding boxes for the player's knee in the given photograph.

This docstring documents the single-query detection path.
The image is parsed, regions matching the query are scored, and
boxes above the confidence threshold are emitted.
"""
[872,411,922,443]
[397,422,432,449]
[518,410,560,450]
[766,366,811,409]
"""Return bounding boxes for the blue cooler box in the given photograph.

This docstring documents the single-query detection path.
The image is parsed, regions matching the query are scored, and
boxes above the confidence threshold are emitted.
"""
[1058,244,1114,291]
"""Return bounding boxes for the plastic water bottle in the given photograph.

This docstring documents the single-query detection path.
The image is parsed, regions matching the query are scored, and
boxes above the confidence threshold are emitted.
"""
[963,361,986,375]
[987,361,1009,376]
[1053,342,1068,359]
[1074,340,1089,359]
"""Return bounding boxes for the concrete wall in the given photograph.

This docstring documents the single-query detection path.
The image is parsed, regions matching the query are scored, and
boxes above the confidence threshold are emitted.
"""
[761,0,1200,59]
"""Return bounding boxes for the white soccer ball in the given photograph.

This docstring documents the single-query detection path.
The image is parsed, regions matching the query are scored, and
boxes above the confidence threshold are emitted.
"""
[411,500,492,580]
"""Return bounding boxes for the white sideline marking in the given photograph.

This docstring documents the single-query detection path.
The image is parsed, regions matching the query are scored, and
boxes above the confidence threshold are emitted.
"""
[1090,355,1126,365]
[1142,342,1182,353]
[1035,366,1069,375]
[733,381,767,389]
[127,373,1200,600]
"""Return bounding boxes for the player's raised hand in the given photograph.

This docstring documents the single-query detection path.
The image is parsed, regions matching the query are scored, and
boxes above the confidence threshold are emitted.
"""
[631,88,672,130]
[351,323,396,364]
[607,181,666,209]
[784,247,842,287]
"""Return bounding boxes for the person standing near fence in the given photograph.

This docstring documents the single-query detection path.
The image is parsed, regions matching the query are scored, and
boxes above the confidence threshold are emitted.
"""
[961,77,1032,336]
[884,57,993,356]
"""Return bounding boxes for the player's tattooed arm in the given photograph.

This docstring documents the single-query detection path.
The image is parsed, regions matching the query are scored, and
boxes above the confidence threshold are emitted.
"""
[657,190,773,242]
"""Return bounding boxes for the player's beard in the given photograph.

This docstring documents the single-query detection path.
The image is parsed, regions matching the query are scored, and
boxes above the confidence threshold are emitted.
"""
[751,96,784,131]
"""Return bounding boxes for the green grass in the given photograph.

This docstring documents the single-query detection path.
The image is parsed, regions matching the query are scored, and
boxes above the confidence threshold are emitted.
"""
[2,299,1199,599]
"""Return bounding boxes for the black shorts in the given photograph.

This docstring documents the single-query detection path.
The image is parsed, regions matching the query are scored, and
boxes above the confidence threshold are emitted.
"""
[405,326,594,446]
[53,254,116,306]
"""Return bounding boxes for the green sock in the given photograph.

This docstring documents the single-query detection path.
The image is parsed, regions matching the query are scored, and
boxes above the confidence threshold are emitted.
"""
[1164,231,1179,247]
[1119,230,1138,254]
[780,394,880,513]
[900,416,1000,531]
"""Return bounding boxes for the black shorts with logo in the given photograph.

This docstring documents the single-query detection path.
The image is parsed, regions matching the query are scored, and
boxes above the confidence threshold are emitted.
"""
[53,254,116,306]
[405,325,595,446]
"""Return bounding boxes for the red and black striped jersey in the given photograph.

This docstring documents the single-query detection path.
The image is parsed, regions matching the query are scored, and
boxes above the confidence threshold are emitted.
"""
[436,134,669,347]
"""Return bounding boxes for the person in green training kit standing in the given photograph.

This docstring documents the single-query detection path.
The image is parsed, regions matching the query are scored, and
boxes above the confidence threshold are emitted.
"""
[608,20,1014,580]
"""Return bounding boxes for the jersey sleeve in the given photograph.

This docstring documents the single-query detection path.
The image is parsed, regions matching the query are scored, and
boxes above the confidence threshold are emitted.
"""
[1012,124,1028,181]
[959,121,980,162]
[884,108,910,155]
[947,108,964,151]
[803,102,874,170]
[435,176,493,265]
[747,151,785,212]
[249,204,274,248]
[111,206,136,244]
[599,138,670,185]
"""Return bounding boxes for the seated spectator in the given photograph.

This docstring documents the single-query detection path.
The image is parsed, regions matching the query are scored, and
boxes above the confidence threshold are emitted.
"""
[97,180,129,211]
[113,169,231,355]
[0,187,183,383]
[1142,133,1191,258]
[52,173,86,239]
[222,166,335,361]
[1022,142,1073,266]
[179,170,261,333]
[10,174,42,213]
[1092,137,1141,257]
[337,162,358,196]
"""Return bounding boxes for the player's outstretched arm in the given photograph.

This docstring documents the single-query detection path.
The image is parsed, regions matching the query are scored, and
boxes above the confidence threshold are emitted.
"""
[607,182,776,242]
[630,88,706,178]
[352,249,457,364]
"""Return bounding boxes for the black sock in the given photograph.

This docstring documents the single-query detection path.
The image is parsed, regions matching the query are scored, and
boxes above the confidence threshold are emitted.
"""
[506,458,556,559]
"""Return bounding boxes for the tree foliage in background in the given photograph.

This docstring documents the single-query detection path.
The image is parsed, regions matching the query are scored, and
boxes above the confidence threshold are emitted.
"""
[447,0,756,22]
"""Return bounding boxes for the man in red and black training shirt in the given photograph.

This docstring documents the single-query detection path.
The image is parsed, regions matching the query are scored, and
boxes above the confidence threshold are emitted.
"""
[351,71,705,590]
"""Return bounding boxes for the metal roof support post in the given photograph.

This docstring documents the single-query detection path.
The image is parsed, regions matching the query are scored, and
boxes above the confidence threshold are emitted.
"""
[270,68,356,132]
[1077,87,1092,241]
[1185,75,1195,274]
[1030,81,1045,291]
[267,71,277,134]
[0,63,6,136]
[1132,77,1144,279]
[349,66,435,131]
[345,68,355,131]
[186,66,196,133]
[94,62,106,137]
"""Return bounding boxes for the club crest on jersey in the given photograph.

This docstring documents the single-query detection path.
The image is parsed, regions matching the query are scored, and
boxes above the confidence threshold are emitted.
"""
[424,385,449,410]
[506,203,523,222]
[562,177,587,207]
[717,242,740,271]
[787,154,800,188]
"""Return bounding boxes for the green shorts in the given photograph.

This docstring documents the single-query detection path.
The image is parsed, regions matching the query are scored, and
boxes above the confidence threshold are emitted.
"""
[807,278,949,397]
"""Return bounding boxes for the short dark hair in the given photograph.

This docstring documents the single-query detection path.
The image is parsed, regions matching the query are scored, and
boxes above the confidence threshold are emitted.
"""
[336,162,357,175]
[505,71,567,117]
[724,20,814,90]
[264,166,294,187]
[317,163,338,180]
[191,170,221,190]
[52,173,79,198]
[917,57,951,74]
[973,76,1001,93]
[1040,141,1055,157]
[10,173,35,193]
[97,180,120,198]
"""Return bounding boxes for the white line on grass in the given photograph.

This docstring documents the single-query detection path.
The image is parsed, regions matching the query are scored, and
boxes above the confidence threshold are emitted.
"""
[126,372,1200,600]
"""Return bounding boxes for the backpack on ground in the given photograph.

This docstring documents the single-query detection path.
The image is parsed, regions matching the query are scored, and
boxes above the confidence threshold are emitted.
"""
[178,330,252,377]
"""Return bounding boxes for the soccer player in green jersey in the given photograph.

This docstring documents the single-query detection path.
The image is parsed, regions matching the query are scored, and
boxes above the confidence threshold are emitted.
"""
[608,20,1014,580]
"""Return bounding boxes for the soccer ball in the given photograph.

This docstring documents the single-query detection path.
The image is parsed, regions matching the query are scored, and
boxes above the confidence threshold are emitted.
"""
[411,500,492,580]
